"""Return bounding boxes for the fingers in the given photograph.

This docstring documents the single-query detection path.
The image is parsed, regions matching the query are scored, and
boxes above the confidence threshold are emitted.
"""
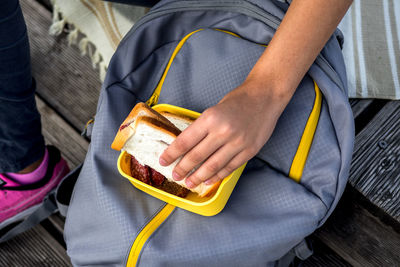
[205,151,247,185]
[158,99,267,189]
[170,133,226,181]
[159,120,207,167]
[184,145,248,189]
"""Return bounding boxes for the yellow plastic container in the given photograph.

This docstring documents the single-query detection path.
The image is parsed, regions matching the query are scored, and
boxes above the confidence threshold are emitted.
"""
[117,104,247,216]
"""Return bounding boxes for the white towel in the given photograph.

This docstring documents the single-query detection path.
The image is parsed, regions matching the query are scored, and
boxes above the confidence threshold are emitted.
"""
[339,0,400,99]
[51,0,400,99]
[50,0,147,81]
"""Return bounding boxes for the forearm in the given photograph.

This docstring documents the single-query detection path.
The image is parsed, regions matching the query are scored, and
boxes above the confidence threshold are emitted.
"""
[245,0,352,105]
[160,0,353,188]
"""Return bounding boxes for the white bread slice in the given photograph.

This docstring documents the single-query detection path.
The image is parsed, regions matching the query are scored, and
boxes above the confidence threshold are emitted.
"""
[160,111,194,131]
[122,116,220,197]
[111,102,178,151]
[112,103,220,197]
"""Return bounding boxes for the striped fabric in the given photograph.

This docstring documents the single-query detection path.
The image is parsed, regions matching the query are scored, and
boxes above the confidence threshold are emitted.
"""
[51,0,147,80]
[339,0,400,99]
[51,0,400,99]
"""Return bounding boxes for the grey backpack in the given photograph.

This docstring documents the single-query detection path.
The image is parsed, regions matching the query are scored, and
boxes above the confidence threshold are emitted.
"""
[63,0,354,266]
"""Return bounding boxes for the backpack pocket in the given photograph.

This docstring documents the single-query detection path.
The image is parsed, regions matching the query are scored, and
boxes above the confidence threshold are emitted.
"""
[154,28,320,182]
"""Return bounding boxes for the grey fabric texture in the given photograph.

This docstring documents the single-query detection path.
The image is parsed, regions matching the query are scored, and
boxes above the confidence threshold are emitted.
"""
[159,29,315,177]
[64,1,354,266]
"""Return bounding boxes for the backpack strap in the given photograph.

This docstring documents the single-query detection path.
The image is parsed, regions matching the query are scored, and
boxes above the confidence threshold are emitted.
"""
[0,193,57,243]
[275,239,313,266]
[55,164,82,217]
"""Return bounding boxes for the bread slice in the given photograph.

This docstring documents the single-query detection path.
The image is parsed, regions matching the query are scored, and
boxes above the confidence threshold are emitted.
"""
[160,111,194,131]
[112,102,220,197]
[122,116,219,197]
[111,102,179,151]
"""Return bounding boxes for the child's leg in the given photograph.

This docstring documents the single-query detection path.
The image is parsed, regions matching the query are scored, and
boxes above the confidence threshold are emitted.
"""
[0,0,45,173]
[0,0,70,229]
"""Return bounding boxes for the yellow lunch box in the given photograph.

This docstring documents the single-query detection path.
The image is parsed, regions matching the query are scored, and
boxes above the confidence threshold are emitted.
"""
[117,103,247,216]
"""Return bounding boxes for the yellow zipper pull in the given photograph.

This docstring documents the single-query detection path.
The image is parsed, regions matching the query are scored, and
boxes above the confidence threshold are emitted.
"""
[146,94,159,107]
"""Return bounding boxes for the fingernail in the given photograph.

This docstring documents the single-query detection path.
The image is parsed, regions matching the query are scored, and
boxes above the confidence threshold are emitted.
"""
[172,171,181,180]
[159,157,168,166]
[186,179,195,188]
[204,179,213,185]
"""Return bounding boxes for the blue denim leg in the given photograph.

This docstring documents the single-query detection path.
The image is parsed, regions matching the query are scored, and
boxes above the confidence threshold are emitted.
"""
[0,0,45,172]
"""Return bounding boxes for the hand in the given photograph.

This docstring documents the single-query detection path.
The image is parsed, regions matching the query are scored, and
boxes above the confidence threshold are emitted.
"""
[159,79,290,189]
[159,0,352,190]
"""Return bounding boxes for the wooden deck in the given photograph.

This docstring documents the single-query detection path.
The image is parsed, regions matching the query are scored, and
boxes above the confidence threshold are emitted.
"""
[0,0,399,266]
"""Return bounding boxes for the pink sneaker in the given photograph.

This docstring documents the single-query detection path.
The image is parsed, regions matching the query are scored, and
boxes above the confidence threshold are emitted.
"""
[0,146,70,229]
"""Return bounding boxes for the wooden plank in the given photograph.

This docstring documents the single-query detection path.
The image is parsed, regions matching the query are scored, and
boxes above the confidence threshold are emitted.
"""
[27,0,92,238]
[22,0,102,132]
[303,238,351,267]
[35,95,89,238]
[0,1,92,261]
[36,0,53,11]
[0,85,88,265]
[0,95,90,254]
[48,214,65,235]
[14,0,93,251]
[314,186,400,267]
[310,100,400,266]
[350,101,400,222]
[0,224,71,266]
[350,99,374,119]
[306,99,399,266]
[36,96,89,169]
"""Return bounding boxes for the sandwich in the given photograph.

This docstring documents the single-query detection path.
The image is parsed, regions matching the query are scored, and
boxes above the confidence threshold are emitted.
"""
[111,102,221,198]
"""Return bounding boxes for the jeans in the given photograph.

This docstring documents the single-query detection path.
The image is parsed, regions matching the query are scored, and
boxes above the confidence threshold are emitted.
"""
[0,0,43,172]
[0,0,158,172]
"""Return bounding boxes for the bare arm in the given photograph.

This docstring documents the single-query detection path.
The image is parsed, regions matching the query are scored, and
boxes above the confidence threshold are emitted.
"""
[160,0,353,188]
[246,0,352,100]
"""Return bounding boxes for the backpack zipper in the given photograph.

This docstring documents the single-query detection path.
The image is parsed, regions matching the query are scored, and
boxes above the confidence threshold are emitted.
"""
[146,28,245,106]
[148,27,322,182]
[128,28,322,266]
[289,81,322,182]
[126,203,175,266]
[146,29,204,106]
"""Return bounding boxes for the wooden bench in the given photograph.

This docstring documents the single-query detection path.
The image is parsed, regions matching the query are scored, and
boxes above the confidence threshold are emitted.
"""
[1,0,399,265]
